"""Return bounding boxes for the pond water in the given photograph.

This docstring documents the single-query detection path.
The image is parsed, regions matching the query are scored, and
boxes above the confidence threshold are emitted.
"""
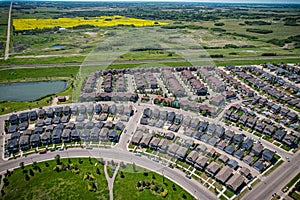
[51,45,65,49]
[0,81,67,102]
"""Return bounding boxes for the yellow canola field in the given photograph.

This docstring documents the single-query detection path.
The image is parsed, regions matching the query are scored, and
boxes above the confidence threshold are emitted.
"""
[13,15,168,31]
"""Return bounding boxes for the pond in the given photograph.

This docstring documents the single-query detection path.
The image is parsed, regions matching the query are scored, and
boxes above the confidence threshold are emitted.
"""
[51,45,65,49]
[0,81,68,102]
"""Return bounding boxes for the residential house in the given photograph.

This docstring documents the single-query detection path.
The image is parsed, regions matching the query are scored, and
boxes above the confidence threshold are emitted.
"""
[225,145,235,155]
[262,149,275,162]
[71,129,80,142]
[90,127,100,142]
[233,134,245,145]
[167,143,180,157]
[40,132,51,145]
[251,143,264,156]
[254,160,265,172]
[149,137,160,150]
[239,167,252,179]
[61,129,71,143]
[197,121,208,133]
[7,139,19,153]
[176,146,188,160]
[228,159,239,169]
[206,148,216,157]
[186,151,199,164]
[206,161,221,176]
[52,129,62,144]
[194,155,209,170]
[273,130,287,141]
[99,128,109,142]
[224,130,234,141]
[243,155,254,166]
[282,134,296,147]
[108,130,119,142]
[215,166,233,184]
[242,138,254,151]
[165,132,175,140]
[19,135,30,151]
[226,173,245,192]
[263,125,276,136]
[158,139,168,153]
[234,149,244,160]
[218,154,229,163]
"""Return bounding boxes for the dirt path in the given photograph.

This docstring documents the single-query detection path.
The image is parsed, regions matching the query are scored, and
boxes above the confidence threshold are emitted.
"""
[4,2,12,60]
[104,162,120,200]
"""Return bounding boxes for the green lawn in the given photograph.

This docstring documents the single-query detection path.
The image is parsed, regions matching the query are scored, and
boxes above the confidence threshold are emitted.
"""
[263,160,284,177]
[2,158,109,200]
[284,173,300,190]
[114,164,194,200]
[224,189,235,198]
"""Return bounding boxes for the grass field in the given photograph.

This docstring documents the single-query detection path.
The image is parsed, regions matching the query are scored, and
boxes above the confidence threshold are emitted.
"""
[2,159,194,200]
[114,164,194,200]
[2,158,109,200]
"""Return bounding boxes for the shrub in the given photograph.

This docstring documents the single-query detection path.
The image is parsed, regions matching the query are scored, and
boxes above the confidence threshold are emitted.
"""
[262,53,277,56]
[211,27,226,32]
[224,44,238,49]
[161,189,168,197]
[245,20,271,25]
[246,28,273,34]
[210,54,224,58]
[214,22,225,26]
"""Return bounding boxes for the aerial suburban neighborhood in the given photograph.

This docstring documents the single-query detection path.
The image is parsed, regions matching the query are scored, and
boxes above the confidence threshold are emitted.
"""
[0,1,299,200]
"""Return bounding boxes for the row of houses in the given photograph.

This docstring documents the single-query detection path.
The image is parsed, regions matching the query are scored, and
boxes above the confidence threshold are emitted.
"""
[245,65,299,98]
[161,69,186,97]
[130,125,258,193]
[115,74,127,92]
[224,106,298,147]
[217,68,255,98]
[180,70,208,96]
[265,63,300,85]
[7,118,126,154]
[229,67,300,112]
[198,67,226,93]
[251,96,298,121]
[140,108,276,170]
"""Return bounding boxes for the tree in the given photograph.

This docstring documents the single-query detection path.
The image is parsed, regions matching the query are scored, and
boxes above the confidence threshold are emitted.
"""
[96,168,101,175]
[19,162,24,169]
[152,174,156,179]
[29,169,34,176]
[55,154,61,165]
[3,178,9,186]
[120,171,125,178]
[25,174,30,181]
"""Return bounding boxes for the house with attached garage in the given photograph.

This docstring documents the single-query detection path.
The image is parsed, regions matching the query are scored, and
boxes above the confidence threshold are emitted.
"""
[206,161,221,176]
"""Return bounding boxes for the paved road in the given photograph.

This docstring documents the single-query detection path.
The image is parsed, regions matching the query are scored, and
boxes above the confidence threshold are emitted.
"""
[0,148,217,200]
[4,2,12,60]
[244,151,300,200]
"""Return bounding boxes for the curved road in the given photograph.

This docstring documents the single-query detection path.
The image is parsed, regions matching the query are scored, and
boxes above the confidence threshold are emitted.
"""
[0,148,217,200]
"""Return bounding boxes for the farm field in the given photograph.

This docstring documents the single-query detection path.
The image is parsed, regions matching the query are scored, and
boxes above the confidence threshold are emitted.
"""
[13,16,167,31]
